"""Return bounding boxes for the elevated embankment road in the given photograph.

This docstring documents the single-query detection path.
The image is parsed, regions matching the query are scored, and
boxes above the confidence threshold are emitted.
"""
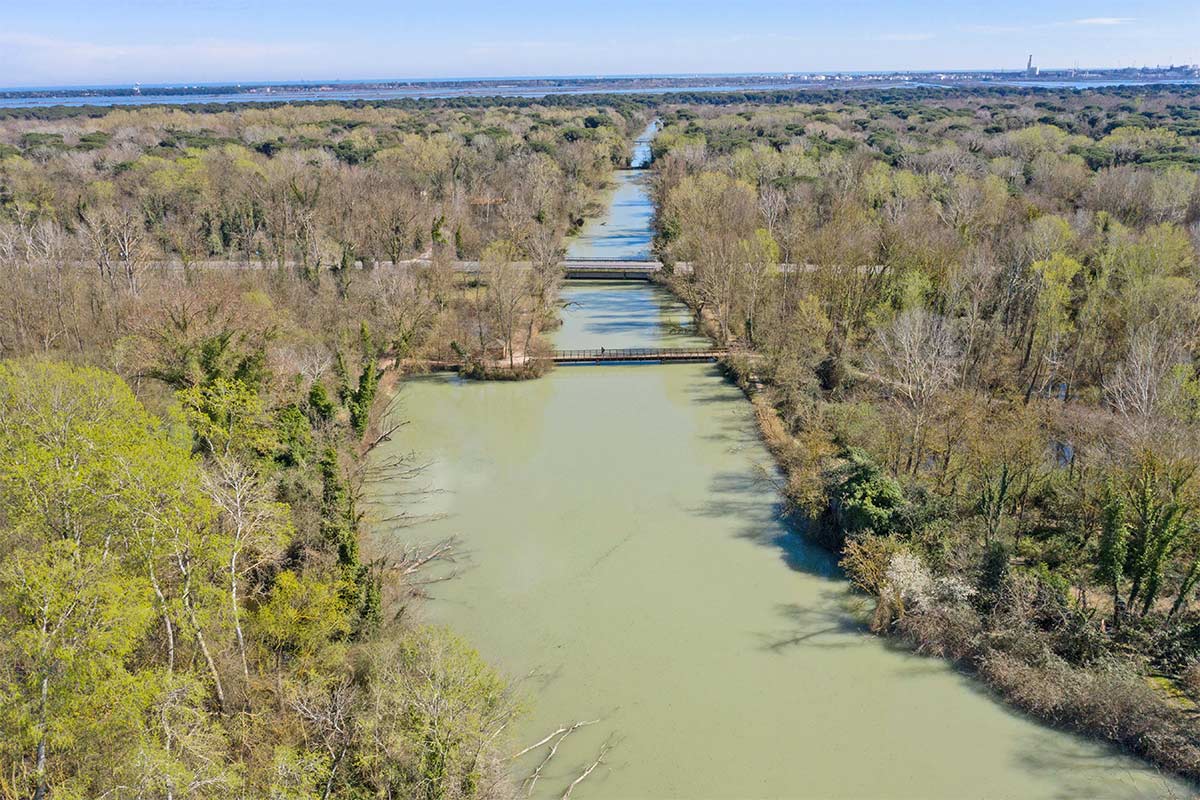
[560,259,663,279]
[130,257,879,280]
[445,257,665,279]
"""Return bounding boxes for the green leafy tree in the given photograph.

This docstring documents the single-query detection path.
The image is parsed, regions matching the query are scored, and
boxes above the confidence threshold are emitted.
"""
[318,446,379,635]
[275,403,313,467]
[1096,480,1129,626]
[0,361,237,798]
[351,628,514,800]
[334,323,383,436]
[827,448,906,541]
[178,377,279,459]
[307,380,336,424]
[1121,455,1196,617]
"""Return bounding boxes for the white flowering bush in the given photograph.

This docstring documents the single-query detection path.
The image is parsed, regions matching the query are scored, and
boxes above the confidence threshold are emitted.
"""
[884,551,934,614]
[883,551,976,617]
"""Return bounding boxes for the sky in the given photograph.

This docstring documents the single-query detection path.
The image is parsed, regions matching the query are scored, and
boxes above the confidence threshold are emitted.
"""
[1,0,1198,88]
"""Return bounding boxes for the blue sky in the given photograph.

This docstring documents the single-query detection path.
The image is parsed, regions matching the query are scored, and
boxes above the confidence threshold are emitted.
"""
[1,0,1197,87]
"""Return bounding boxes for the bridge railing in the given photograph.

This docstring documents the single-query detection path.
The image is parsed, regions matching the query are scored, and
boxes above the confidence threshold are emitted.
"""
[551,348,723,360]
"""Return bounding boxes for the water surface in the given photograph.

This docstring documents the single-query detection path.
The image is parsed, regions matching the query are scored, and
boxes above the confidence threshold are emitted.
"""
[5,78,1195,109]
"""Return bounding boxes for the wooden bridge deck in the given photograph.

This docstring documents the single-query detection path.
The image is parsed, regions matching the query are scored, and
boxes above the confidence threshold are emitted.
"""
[551,348,726,363]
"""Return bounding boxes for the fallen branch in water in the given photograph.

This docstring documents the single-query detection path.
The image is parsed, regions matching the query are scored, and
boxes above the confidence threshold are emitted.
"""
[511,726,570,760]
[511,717,595,760]
[523,720,598,797]
[362,420,408,454]
[388,537,456,575]
[560,739,613,800]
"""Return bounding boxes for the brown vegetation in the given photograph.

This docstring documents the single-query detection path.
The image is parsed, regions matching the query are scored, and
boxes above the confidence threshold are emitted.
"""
[0,99,648,799]
[655,88,1200,780]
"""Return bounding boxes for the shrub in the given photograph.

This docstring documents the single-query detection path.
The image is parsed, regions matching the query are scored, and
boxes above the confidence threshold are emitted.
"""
[841,534,905,596]
[825,448,906,542]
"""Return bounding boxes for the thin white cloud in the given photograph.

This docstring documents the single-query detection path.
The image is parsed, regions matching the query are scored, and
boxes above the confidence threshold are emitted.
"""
[731,31,934,44]
[960,23,1026,34]
[726,33,810,44]
[468,40,565,53]
[874,32,936,42]
[961,17,1138,35]
[0,31,322,84]
[1073,17,1136,26]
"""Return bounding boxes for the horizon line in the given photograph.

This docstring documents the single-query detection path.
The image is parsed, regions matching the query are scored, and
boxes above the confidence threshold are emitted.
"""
[4,64,1199,93]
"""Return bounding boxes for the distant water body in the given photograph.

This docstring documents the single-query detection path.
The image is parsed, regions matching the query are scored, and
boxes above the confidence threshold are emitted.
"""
[2,77,1196,109]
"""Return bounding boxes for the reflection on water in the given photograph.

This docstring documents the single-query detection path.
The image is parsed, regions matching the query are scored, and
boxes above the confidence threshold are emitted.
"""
[566,171,655,260]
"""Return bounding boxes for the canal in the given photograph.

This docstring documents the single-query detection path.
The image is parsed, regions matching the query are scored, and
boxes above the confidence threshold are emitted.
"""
[371,123,1188,798]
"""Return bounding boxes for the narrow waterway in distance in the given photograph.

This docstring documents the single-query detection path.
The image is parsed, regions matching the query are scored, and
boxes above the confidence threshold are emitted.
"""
[566,121,657,260]
[371,123,1190,798]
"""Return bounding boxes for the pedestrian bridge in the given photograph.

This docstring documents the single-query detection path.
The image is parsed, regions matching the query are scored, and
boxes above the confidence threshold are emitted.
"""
[551,347,726,364]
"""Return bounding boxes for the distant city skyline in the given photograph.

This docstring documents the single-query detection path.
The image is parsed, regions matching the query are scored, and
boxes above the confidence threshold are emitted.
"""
[1,0,1198,88]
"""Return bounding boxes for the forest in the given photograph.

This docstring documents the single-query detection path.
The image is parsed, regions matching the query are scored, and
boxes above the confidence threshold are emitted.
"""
[0,100,644,798]
[652,87,1200,777]
[4,83,1200,796]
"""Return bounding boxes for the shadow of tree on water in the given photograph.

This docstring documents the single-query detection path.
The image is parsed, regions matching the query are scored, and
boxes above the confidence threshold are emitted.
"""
[1010,725,1188,800]
[756,598,865,653]
[692,468,837,578]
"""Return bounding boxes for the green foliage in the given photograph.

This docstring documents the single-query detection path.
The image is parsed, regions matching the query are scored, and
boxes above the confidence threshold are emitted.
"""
[1097,480,1129,621]
[352,628,512,800]
[75,131,111,151]
[0,352,511,798]
[977,542,1011,611]
[827,448,906,540]
[1120,455,1196,617]
[268,746,331,800]
[334,323,383,436]
[317,445,378,636]
[19,132,66,153]
[319,446,358,570]
[253,570,351,659]
[306,380,336,423]
[275,403,312,467]
[178,377,279,458]
[0,361,239,797]
[146,326,270,392]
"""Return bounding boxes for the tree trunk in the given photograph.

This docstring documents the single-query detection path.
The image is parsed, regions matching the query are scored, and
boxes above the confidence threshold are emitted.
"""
[230,551,251,688]
[149,562,175,673]
[1169,559,1199,619]
[179,552,226,710]
[33,676,48,800]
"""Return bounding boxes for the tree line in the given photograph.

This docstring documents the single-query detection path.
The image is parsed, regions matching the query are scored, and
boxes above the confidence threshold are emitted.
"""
[653,88,1200,779]
[0,99,650,798]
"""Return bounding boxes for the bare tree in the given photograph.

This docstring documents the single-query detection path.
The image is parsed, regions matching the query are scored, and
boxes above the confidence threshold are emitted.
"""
[480,241,529,368]
[202,456,289,693]
[1105,323,1186,431]
[870,308,962,471]
[523,222,565,355]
